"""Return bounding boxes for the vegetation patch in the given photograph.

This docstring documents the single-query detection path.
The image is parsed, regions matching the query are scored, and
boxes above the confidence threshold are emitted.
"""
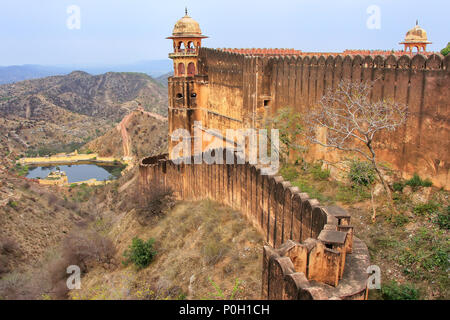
[7,200,18,209]
[70,184,96,202]
[13,163,29,176]
[413,201,441,216]
[277,157,449,299]
[123,237,157,270]
[405,173,433,190]
[25,142,88,157]
[398,228,449,288]
[434,206,450,230]
[381,280,420,300]
[348,159,376,188]
[310,163,330,180]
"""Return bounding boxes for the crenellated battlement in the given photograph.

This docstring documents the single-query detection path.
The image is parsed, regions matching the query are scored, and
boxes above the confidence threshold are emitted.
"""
[202,47,448,70]
[190,48,449,189]
[218,48,441,58]
[139,149,371,300]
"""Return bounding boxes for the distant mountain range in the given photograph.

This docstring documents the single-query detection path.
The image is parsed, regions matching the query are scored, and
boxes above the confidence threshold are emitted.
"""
[0,60,172,85]
[155,72,173,87]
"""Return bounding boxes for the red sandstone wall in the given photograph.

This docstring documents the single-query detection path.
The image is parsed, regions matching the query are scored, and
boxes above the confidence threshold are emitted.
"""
[139,150,327,248]
[139,150,369,300]
[198,49,450,189]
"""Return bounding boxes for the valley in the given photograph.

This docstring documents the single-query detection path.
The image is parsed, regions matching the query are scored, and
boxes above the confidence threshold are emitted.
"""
[0,71,168,170]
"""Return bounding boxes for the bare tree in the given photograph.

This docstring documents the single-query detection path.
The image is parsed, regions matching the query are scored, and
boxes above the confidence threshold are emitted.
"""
[306,80,408,201]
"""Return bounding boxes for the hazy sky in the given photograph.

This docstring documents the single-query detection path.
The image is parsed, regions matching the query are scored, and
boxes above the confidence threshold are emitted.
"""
[0,0,448,66]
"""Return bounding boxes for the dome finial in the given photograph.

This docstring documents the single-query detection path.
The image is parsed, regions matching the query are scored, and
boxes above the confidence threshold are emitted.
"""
[185,7,188,16]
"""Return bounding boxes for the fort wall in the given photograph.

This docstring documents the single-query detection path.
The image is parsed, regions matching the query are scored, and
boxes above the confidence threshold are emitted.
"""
[196,49,450,189]
[139,150,370,300]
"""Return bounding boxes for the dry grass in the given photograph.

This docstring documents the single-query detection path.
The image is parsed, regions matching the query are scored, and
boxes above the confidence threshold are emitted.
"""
[71,200,264,300]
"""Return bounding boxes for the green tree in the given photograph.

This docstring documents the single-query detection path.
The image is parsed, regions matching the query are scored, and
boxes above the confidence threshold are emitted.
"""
[264,106,305,163]
[440,42,450,56]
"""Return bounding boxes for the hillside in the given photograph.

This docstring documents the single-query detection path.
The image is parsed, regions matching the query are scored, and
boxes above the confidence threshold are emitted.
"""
[69,179,264,300]
[0,71,168,119]
[0,166,262,300]
[0,168,99,299]
[155,72,173,87]
[83,109,168,159]
[0,72,168,165]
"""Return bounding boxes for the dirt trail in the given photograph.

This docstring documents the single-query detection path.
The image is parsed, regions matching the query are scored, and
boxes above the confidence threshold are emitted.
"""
[116,109,168,158]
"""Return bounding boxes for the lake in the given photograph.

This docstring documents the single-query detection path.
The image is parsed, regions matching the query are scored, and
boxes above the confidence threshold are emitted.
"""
[26,164,119,183]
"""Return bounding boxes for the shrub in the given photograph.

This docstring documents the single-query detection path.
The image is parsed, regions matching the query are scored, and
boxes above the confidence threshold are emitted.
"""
[413,201,441,216]
[348,160,376,188]
[60,230,116,272]
[393,182,405,192]
[0,237,20,255]
[206,277,242,300]
[391,214,410,227]
[47,230,115,299]
[405,173,432,189]
[7,200,18,209]
[47,194,58,206]
[134,182,174,225]
[279,166,299,181]
[123,238,157,270]
[381,281,420,300]
[310,163,330,180]
[434,206,450,230]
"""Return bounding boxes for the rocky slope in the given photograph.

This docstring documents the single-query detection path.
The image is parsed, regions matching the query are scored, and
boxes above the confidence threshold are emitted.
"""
[0,170,85,275]
[83,109,168,159]
[0,72,168,164]
[0,71,168,119]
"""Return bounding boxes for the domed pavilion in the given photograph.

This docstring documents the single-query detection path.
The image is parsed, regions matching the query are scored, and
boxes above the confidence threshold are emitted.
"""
[400,21,432,53]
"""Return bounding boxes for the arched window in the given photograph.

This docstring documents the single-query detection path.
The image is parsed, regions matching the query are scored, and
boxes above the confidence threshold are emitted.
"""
[187,62,196,76]
[187,41,195,54]
[178,63,185,76]
[177,41,186,53]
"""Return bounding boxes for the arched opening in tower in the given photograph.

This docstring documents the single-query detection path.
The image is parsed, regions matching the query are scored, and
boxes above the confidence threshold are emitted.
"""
[177,41,186,53]
[187,62,196,76]
[178,63,185,76]
[187,41,196,53]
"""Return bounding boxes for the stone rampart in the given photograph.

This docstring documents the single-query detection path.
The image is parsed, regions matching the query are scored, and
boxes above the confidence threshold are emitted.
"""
[197,48,449,189]
[139,149,370,300]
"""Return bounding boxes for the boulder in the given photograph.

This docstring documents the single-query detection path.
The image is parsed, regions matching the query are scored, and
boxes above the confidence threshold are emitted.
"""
[373,183,384,197]
[402,185,413,196]
[411,187,432,205]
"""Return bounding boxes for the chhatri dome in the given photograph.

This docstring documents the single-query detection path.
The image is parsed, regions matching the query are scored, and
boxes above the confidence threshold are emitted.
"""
[400,20,431,53]
[170,8,207,38]
[167,9,208,77]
